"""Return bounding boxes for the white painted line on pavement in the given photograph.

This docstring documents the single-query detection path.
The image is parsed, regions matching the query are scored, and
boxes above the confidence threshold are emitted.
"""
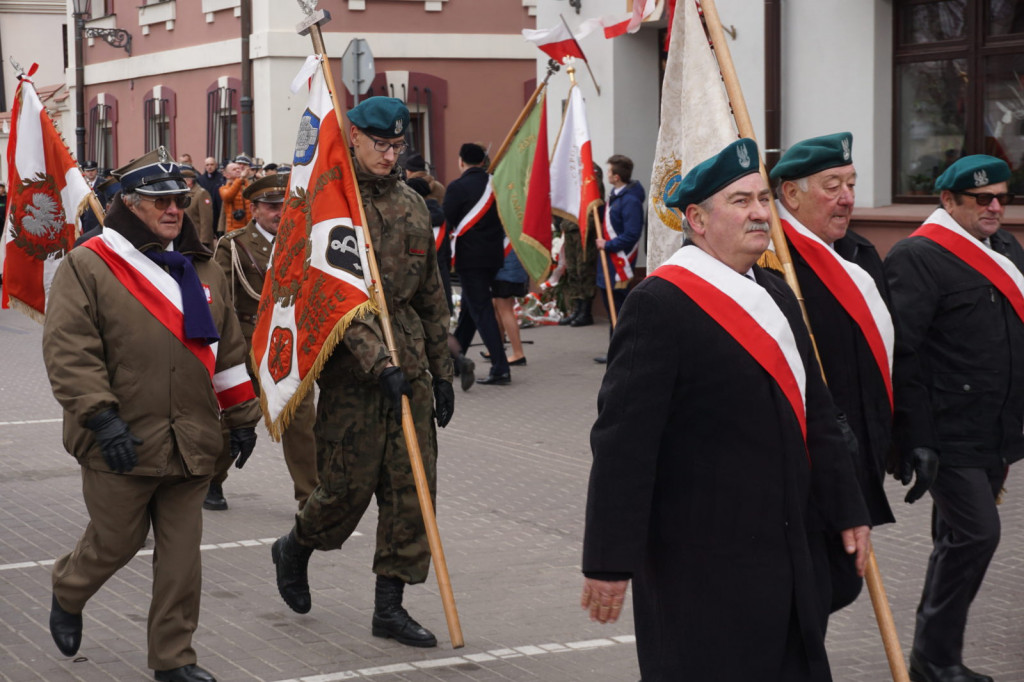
[271,634,634,682]
[0,533,363,572]
[0,418,62,426]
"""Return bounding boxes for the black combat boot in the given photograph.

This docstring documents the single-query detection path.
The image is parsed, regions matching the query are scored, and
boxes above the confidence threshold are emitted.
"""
[271,528,314,613]
[371,575,437,647]
[558,299,582,325]
[570,298,594,327]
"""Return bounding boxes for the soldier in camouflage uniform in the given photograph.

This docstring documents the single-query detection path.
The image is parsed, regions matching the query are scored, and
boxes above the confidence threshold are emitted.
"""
[208,174,319,512]
[271,97,455,648]
[558,162,603,326]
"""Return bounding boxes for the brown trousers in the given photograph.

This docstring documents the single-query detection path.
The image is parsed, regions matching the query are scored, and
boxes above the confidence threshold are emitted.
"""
[212,387,318,508]
[52,462,209,670]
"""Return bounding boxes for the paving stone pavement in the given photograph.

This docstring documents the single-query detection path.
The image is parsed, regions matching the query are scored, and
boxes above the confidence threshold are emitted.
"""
[0,305,1022,681]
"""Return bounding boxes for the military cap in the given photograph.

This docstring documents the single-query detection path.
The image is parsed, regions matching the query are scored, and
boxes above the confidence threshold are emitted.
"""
[769,132,854,182]
[243,173,289,204]
[179,163,197,178]
[933,154,1011,193]
[347,96,410,138]
[233,153,252,166]
[666,138,761,211]
[276,164,292,175]
[112,146,188,196]
[81,160,98,171]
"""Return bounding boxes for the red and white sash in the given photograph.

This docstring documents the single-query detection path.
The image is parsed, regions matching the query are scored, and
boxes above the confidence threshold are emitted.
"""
[912,208,1024,325]
[450,178,495,264]
[83,229,255,410]
[654,245,808,447]
[432,221,446,252]
[779,206,894,410]
[603,195,637,284]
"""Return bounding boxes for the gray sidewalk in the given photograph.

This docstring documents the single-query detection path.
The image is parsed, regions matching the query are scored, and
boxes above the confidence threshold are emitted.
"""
[1,305,1022,681]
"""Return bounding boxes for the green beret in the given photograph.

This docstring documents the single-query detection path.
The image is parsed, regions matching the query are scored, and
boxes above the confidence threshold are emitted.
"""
[347,96,410,138]
[770,132,853,182]
[666,138,760,210]
[933,154,1010,192]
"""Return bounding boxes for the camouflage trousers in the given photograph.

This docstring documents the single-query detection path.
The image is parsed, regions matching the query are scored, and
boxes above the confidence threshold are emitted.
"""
[295,373,438,584]
[561,221,597,301]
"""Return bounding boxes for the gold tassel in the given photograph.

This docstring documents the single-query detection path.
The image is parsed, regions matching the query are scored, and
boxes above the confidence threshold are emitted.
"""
[757,248,784,274]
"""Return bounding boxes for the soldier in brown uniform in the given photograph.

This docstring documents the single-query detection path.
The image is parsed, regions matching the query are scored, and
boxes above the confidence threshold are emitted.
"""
[42,148,261,682]
[208,174,318,511]
[181,164,216,251]
[271,97,455,648]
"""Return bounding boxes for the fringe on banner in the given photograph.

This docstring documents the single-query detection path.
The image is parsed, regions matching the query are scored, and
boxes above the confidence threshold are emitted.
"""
[255,297,379,441]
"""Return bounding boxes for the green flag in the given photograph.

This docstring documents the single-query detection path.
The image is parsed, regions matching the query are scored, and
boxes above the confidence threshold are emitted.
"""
[492,91,552,283]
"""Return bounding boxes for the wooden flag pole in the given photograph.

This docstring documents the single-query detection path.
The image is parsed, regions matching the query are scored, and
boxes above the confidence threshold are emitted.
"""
[699,1,908,680]
[592,204,617,329]
[297,3,464,649]
[489,60,559,173]
[86,193,106,227]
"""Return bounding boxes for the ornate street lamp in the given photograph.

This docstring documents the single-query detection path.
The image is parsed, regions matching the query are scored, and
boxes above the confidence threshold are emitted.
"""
[70,0,132,163]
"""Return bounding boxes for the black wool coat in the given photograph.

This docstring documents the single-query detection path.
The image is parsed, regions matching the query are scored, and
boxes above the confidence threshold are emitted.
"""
[582,258,869,681]
[441,165,504,270]
[788,230,896,526]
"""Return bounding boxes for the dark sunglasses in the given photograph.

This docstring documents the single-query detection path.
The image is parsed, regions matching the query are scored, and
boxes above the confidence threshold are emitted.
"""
[956,191,1015,207]
[140,194,192,210]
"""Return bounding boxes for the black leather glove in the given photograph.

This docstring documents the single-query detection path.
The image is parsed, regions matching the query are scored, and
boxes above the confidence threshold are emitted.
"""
[900,447,939,504]
[86,409,142,474]
[379,366,413,416]
[433,378,455,428]
[229,426,258,469]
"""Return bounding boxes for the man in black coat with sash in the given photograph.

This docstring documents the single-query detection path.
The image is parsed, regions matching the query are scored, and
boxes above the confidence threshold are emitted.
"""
[581,139,871,681]
[443,143,510,384]
[886,154,1024,682]
[771,133,897,626]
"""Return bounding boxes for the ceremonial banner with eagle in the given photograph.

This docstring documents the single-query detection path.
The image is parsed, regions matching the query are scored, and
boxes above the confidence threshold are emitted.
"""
[250,55,375,439]
[646,0,737,270]
[1,64,92,321]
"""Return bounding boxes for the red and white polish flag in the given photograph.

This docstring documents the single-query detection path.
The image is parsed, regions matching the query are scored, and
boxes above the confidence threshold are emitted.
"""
[2,63,92,321]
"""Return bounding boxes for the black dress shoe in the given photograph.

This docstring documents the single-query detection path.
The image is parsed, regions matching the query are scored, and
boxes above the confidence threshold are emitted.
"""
[49,593,82,657]
[909,650,992,682]
[202,483,227,511]
[509,357,527,366]
[154,663,217,682]
[477,373,511,385]
[593,356,607,364]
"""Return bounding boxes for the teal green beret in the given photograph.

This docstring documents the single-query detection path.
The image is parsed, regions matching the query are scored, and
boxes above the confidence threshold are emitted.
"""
[769,132,853,182]
[666,138,760,210]
[347,96,410,138]
[933,154,1010,192]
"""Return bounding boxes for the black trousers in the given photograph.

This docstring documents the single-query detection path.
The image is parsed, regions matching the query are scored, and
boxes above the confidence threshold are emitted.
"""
[454,266,509,376]
[913,464,1005,666]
